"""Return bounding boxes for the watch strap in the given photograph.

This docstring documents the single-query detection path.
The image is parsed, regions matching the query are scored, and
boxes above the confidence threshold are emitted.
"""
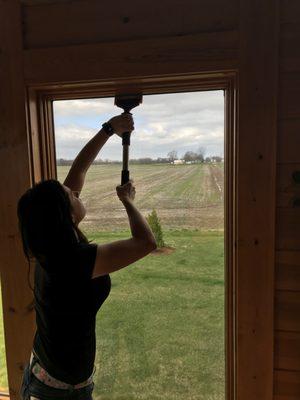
[102,122,115,137]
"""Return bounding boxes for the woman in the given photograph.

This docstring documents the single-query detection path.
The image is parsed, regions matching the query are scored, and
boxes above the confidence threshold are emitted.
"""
[18,113,157,400]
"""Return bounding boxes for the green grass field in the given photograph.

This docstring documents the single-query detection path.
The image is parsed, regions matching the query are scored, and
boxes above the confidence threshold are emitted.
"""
[0,163,225,399]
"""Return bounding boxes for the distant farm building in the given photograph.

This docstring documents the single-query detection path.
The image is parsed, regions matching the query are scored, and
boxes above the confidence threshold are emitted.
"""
[171,159,185,164]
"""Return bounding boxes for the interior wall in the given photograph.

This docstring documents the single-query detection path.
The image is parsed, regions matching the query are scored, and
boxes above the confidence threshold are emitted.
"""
[1,2,241,399]
[21,0,238,49]
[0,2,35,400]
[274,1,300,398]
[2,1,299,399]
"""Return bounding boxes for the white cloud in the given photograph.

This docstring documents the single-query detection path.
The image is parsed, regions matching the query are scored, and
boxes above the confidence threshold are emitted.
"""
[53,99,113,116]
[55,124,94,140]
[53,91,224,160]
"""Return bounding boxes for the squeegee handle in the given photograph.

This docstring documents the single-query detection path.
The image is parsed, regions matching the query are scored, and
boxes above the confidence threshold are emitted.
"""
[121,170,130,185]
[122,131,131,146]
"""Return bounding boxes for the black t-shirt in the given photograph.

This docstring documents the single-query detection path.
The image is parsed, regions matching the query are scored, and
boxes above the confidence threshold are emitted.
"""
[32,241,111,384]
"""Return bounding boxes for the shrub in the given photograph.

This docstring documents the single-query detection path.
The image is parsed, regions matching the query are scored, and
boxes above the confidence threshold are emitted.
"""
[146,209,165,248]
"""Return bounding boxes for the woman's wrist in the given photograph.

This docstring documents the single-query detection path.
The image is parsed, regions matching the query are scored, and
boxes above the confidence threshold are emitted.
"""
[121,197,133,206]
[101,121,115,137]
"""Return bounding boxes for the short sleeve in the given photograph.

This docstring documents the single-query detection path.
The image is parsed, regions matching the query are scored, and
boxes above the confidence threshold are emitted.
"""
[71,242,98,281]
[39,242,98,280]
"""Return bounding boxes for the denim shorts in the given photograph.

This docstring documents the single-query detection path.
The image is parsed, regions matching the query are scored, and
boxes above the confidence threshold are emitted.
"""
[20,353,95,400]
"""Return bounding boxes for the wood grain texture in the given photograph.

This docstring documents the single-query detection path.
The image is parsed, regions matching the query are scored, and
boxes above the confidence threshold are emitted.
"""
[25,88,43,181]
[2,0,297,398]
[0,1,36,399]
[274,370,300,400]
[276,163,300,208]
[23,30,239,85]
[280,0,300,24]
[276,208,300,250]
[275,330,300,370]
[277,119,300,164]
[276,251,300,291]
[21,0,238,49]
[237,1,279,399]
[275,290,300,331]
[279,72,300,119]
[280,23,300,72]
[21,0,72,4]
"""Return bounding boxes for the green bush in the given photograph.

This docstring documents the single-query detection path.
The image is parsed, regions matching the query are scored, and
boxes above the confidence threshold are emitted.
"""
[146,209,165,248]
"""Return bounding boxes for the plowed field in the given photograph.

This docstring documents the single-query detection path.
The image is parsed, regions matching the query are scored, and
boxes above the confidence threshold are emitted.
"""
[57,163,224,233]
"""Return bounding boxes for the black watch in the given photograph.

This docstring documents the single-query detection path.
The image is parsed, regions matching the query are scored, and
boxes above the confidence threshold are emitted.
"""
[102,122,115,137]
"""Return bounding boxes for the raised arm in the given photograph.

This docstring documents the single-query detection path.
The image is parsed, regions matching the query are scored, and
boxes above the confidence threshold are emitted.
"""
[63,127,110,195]
[62,113,134,195]
[91,180,157,279]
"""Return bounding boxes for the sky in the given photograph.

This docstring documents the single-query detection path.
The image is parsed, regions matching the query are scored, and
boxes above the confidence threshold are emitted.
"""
[53,90,224,161]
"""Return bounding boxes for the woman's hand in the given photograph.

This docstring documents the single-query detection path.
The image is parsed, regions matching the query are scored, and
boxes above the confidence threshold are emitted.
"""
[116,179,136,203]
[108,113,135,138]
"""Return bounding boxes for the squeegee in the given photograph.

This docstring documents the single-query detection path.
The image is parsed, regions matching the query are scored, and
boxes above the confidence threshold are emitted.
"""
[115,93,143,185]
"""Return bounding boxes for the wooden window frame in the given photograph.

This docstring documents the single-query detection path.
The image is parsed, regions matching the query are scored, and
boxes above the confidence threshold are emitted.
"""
[25,72,237,399]
[0,2,278,399]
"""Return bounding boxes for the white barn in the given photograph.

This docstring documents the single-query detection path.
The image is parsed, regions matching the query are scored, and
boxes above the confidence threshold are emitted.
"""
[172,159,185,165]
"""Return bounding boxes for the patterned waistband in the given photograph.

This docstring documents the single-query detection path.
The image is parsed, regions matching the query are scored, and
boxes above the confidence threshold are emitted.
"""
[30,350,96,390]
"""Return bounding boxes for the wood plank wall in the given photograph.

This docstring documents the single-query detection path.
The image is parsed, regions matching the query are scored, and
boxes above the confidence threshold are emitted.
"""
[21,0,238,49]
[0,2,36,400]
[238,2,278,399]
[2,2,240,399]
[274,1,300,399]
[1,0,300,399]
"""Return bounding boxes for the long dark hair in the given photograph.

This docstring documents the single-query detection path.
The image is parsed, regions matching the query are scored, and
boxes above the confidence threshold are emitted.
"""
[17,179,91,292]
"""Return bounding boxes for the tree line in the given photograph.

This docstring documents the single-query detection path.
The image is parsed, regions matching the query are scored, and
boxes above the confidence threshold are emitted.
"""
[167,146,222,163]
[57,146,223,166]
